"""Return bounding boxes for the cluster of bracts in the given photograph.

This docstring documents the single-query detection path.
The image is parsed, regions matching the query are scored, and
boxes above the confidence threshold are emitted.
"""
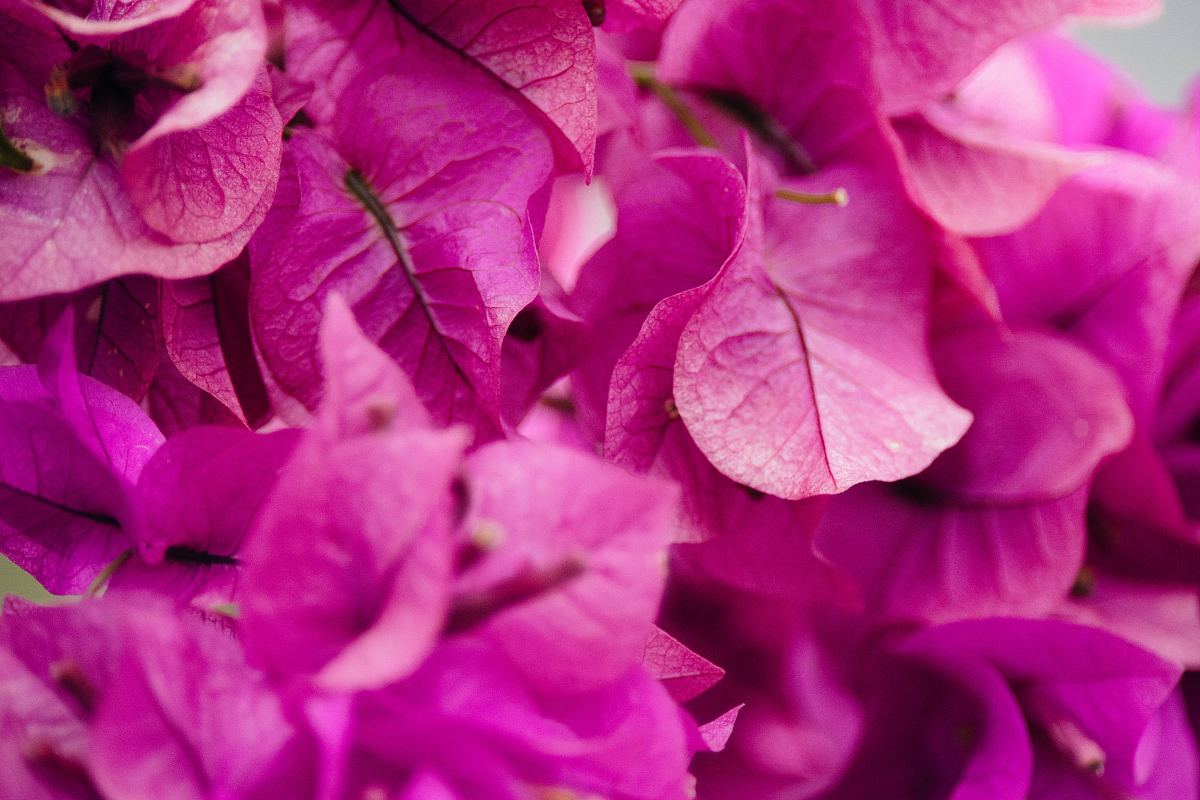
[1,0,1199,797]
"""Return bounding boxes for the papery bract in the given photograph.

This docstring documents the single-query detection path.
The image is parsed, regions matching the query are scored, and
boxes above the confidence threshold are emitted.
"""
[606,283,856,605]
[0,275,160,401]
[673,160,969,499]
[819,618,1182,800]
[249,4,553,439]
[0,595,302,800]
[642,626,724,703]
[0,313,162,594]
[0,0,281,299]
[88,597,301,800]
[144,354,243,436]
[574,147,745,442]
[327,640,692,800]
[657,0,889,173]
[652,0,970,497]
[973,156,1200,424]
[161,253,271,428]
[284,0,596,173]
[243,427,465,692]
[600,0,684,32]
[0,596,124,799]
[454,439,676,693]
[242,298,465,691]
[894,108,1097,237]
[856,0,1159,114]
[110,425,299,608]
[816,325,1133,623]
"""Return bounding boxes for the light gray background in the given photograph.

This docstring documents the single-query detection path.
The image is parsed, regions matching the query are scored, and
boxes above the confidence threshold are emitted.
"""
[1074,0,1200,103]
[0,6,1196,601]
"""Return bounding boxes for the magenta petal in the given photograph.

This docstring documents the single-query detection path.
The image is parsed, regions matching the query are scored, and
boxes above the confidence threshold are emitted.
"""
[398,0,597,174]
[35,312,164,483]
[0,391,131,595]
[905,619,1182,791]
[956,33,1141,150]
[0,89,248,298]
[642,626,724,703]
[674,164,970,499]
[104,0,275,240]
[0,2,277,299]
[818,482,1090,624]
[398,772,460,800]
[1057,571,1200,668]
[604,286,718,539]
[657,0,883,169]
[85,598,296,800]
[0,597,125,799]
[833,646,1033,800]
[923,327,1134,503]
[603,0,683,31]
[144,355,244,436]
[117,0,268,142]
[1159,296,1200,448]
[606,285,857,601]
[249,31,552,437]
[241,428,466,691]
[0,316,161,593]
[161,253,271,428]
[860,0,1095,114]
[696,705,745,754]
[0,276,161,402]
[972,158,1200,424]
[314,294,431,440]
[241,298,451,688]
[0,645,91,800]
[817,326,1131,623]
[351,641,691,799]
[574,148,746,440]
[32,0,197,36]
[123,70,282,243]
[110,425,298,607]
[287,0,596,174]
[456,441,676,693]
[895,108,1095,237]
[1075,0,1162,21]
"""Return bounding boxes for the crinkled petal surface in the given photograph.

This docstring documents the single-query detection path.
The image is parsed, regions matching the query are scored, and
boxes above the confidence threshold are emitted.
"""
[285,0,595,173]
[0,275,160,402]
[642,626,724,703]
[249,15,552,438]
[161,254,271,428]
[0,6,280,299]
[574,148,745,440]
[674,164,970,498]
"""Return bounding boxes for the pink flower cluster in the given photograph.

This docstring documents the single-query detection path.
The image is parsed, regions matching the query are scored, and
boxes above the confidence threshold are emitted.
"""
[0,0,1198,797]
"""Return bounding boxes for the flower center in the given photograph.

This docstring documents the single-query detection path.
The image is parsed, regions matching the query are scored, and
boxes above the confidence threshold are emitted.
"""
[46,41,201,155]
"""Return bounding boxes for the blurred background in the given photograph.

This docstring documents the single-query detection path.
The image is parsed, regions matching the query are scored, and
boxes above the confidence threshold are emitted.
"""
[0,2,1196,602]
[1074,0,1199,102]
